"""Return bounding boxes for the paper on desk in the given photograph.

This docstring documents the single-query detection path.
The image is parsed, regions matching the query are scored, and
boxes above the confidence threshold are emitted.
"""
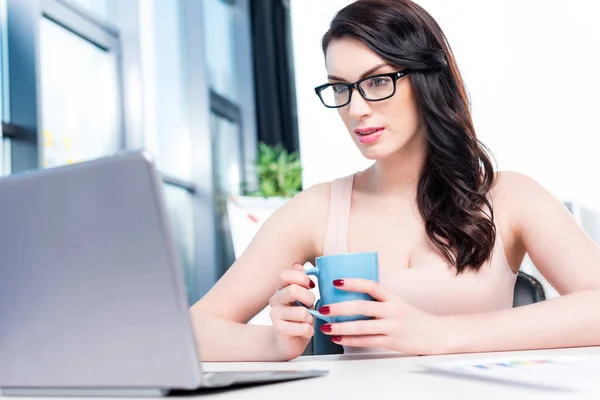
[423,354,600,391]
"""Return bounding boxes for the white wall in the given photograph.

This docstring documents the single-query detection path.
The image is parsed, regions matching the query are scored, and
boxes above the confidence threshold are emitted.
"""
[290,0,600,214]
[290,0,370,186]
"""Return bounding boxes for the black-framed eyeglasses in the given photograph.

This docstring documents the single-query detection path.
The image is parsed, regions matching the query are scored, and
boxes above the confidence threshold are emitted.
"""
[314,69,412,109]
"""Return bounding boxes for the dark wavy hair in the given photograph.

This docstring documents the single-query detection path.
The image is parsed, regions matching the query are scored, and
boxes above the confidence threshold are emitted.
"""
[322,0,497,273]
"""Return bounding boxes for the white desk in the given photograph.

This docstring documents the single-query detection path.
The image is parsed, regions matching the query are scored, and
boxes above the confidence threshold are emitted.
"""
[2,347,599,399]
[201,346,600,399]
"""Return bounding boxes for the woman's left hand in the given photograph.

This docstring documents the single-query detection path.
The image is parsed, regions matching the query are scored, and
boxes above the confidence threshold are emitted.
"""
[318,278,450,355]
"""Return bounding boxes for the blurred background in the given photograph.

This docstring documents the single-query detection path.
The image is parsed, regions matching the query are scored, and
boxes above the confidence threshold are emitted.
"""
[1,0,599,305]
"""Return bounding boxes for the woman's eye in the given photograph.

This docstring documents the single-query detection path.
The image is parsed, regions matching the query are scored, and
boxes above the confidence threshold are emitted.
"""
[332,85,348,94]
[370,78,389,87]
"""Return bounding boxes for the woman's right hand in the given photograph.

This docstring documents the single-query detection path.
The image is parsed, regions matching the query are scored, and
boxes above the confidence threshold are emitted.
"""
[269,263,316,360]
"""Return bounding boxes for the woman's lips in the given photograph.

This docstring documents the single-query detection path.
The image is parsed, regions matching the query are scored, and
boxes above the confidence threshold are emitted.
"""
[354,127,384,144]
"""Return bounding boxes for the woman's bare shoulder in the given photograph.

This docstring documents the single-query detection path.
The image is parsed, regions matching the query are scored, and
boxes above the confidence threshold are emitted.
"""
[491,171,547,205]
[284,180,332,214]
[261,180,335,240]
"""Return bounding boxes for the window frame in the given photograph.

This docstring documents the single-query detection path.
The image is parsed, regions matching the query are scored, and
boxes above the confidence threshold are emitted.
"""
[3,0,258,300]
[204,0,258,277]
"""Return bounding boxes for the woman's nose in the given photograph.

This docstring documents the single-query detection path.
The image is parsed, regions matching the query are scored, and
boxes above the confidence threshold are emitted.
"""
[347,89,372,120]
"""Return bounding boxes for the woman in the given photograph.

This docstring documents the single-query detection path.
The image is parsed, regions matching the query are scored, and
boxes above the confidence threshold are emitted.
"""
[190,0,600,361]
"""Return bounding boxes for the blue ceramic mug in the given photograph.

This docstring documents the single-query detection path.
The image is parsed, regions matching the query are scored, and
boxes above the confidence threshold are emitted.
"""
[297,252,379,323]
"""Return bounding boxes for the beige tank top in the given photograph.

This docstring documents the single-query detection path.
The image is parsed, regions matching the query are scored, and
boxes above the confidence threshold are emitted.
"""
[322,174,517,354]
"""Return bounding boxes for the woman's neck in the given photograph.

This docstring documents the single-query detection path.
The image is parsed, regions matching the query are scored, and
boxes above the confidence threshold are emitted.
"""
[362,133,427,196]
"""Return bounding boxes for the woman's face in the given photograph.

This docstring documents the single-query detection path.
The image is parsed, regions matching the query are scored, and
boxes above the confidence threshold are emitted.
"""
[324,37,424,161]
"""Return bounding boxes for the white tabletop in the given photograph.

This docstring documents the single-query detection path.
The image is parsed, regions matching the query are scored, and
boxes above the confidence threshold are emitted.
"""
[2,347,599,399]
[201,346,600,399]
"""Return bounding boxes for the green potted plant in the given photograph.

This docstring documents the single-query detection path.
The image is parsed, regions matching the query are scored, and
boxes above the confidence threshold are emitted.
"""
[247,142,303,198]
[227,142,303,258]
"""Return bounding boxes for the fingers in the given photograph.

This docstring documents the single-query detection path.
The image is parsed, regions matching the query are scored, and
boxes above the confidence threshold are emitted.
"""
[270,283,316,308]
[270,287,315,340]
[272,319,314,339]
[271,263,316,308]
[329,334,391,348]
[277,264,315,291]
[332,278,392,302]
[292,262,306,272]
[320,299,387,318]
[319,319,388,336]
[270,304,314,324]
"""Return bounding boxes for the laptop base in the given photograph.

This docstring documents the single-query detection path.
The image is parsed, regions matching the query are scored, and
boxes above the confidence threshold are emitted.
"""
[1,388,168,397]
[1,370,329,396]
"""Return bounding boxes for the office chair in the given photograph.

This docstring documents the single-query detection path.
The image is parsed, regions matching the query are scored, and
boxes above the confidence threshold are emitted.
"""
[307,271,547,355]
[513,270,546,307]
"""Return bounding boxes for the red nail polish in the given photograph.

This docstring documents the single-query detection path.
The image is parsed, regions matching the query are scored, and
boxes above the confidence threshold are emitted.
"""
[333,279,344,287]
[320,324,332,333]
[332,336,342,342]
[309,280,315,289]
[318,306,330,315]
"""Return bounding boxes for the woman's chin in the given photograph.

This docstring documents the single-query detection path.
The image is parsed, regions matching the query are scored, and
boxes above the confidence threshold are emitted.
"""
[357,145,393,161]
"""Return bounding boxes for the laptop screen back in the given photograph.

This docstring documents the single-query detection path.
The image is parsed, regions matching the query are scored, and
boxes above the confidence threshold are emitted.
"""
[0,151,202,390]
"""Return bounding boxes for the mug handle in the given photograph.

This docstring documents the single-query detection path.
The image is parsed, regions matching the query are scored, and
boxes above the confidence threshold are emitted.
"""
[295,267,333,322]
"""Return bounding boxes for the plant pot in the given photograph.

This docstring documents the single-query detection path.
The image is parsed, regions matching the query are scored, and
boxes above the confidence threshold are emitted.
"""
[227,195,289,259]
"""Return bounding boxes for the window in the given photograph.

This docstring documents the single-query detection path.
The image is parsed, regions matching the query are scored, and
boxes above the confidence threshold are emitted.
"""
[211,114,242,198]
[201,0,256,274]
[3,0,258,300]
[65,0,116,24]
[163,184,197,303]
[39,17,121,168]
[139,0,192,181]
[0,0,7,175]
[201,0,238,101]
[139,0,202,303]
[211,113,242,270]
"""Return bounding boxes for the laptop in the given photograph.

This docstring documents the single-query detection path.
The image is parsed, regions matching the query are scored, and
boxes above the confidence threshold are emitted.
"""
[0,150,327,396]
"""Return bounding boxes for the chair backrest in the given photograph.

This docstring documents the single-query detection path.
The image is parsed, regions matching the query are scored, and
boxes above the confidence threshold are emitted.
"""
[310,271,547,355]
[513,271,547,307]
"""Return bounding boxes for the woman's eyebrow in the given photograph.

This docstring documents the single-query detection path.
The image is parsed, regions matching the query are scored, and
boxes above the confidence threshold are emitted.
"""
[327,63,389,82]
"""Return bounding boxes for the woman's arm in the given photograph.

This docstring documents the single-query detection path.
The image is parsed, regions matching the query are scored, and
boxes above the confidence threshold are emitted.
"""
[189,308,282,361]
[443,172,600,353]
[189,183,330,361]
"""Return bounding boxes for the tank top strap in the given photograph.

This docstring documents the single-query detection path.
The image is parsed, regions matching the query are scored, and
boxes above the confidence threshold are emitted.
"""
[322,174,355,255]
